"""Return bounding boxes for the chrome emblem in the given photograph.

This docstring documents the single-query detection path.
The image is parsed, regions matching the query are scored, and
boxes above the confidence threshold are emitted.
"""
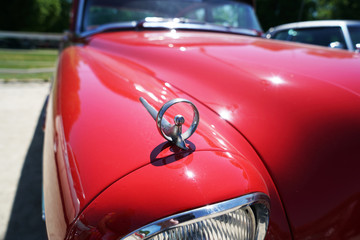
[140,97,199,150]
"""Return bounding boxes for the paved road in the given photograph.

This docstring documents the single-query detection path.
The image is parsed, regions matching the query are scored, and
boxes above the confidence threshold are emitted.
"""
[0,82,50,240]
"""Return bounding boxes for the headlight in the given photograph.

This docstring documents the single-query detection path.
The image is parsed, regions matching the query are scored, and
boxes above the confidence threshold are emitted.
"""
[122,193,269,240]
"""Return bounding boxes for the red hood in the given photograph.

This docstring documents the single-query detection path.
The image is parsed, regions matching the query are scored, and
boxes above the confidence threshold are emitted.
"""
[57,31,360,238]
[55,31,275,228]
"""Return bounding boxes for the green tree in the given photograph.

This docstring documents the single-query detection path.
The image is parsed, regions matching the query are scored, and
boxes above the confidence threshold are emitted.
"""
[313,0,360,20]
[256,0,360,31]
[256,0,303,31]
[51,0,72,32]
[0,0,70,32]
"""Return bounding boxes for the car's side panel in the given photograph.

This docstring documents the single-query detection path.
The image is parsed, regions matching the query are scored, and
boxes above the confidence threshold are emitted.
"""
[43,77,68,239]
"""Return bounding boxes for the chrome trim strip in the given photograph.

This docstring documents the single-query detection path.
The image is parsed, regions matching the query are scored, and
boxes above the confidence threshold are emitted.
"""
[42,187,45,221]
[122,192,269,240]
[75,0,86,35]
[79,21,138,38]
[78,22,258,39]
[342,24,355,51]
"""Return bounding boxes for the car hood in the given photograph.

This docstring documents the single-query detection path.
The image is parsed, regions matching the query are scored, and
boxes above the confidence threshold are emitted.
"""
[57,31,360,238]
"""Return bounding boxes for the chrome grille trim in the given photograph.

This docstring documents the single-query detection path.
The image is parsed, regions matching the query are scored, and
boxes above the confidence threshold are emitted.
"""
[122,192,270,240]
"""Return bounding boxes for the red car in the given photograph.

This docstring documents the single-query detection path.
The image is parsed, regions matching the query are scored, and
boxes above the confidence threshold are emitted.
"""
[42,0,360,239]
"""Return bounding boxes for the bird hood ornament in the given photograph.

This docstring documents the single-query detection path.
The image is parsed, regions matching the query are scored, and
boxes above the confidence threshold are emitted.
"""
[140,97,199,150]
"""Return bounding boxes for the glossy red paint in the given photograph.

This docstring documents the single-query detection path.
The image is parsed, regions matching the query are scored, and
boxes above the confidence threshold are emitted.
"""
[70,151,266,239]
[43,31,292,238]
[86,31,360,239]
[43,30,360,239]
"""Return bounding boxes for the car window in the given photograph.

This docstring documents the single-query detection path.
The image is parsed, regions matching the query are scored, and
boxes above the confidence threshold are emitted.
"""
[83,0,262,32]
[296,27,345,47]
[272,29,294,41]
[272,27,346,49]
[348,25,360,50]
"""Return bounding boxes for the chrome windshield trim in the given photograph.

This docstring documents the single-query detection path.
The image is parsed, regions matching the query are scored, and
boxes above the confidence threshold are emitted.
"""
[79,22,259,38]
[140,21,259,36]
[121,192,269,240]
[75,0,86,35]
[78,21,138,38]
[77,16,260,38]
[340,23,354,51]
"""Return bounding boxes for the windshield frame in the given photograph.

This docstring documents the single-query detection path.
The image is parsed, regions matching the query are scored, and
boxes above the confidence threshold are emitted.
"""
[73,0,261,38]
[347,25,360,51]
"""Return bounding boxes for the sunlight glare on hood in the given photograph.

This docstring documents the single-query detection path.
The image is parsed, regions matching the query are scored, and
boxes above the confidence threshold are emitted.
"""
[219,108,233,121]
[186,170,195,179]
[134,84,161,103]
[267,75,286,85]
[166,29,180,39]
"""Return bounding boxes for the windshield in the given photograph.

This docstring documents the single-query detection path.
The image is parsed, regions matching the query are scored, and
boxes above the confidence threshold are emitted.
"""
[348,25,360,50]
[82,0,262,33]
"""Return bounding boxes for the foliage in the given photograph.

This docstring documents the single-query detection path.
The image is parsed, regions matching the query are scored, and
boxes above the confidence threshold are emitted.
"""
[256,0,303,31]
[256,0,360,31]
[311,0,360,20]
[51,0,72,32]
[0,0,71,32]
[1,0,360,33]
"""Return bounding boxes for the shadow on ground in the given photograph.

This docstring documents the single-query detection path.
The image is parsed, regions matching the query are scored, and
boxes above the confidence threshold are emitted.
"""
[4,103,47,240]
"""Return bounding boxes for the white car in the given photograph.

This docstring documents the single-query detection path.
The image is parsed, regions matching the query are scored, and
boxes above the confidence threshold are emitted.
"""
[266,20,360,51]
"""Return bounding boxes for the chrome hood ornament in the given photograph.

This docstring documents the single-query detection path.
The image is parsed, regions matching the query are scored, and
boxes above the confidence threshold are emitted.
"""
[140,97,199,150]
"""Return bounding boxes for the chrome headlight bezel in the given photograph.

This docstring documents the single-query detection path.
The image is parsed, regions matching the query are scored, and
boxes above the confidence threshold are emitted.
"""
[122,192,270,240]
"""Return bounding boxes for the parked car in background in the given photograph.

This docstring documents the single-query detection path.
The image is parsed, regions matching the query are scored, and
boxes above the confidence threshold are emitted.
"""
[266,20,360,51]
[43,0,360,239]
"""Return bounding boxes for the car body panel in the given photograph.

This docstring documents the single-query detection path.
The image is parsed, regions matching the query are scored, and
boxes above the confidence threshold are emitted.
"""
[44,31,293,239]
[44,1,360,240]
[69,151,268,239]
[84,31,360,239]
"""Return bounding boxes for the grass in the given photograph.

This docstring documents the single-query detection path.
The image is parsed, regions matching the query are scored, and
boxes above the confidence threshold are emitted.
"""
[0,49,58,81]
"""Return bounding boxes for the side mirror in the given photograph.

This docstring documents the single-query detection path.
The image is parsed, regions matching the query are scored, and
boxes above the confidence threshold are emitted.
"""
[329,41,345,49]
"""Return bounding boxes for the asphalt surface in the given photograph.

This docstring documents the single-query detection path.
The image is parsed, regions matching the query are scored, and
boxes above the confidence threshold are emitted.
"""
[0,82,50,240]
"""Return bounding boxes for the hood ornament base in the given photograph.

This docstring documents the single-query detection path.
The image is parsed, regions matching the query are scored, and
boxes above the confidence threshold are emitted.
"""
[140,97,199,150]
